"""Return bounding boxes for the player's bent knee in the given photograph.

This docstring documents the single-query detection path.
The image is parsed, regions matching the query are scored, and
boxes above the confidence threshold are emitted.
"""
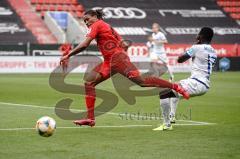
[128,76,145,87]
[84,81,96,87]
[159,90,177,99]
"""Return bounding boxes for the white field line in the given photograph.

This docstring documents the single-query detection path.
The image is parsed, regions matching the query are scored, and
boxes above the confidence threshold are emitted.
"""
[0,125,152,131]
[0,101,216,125]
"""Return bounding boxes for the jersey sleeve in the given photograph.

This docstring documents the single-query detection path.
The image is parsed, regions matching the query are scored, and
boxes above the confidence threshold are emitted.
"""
[185,45,197,57]
[146,41,152,48]
[86,24,98,39]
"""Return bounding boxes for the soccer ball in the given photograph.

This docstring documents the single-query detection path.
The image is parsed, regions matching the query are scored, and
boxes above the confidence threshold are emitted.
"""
[36,116,56,137]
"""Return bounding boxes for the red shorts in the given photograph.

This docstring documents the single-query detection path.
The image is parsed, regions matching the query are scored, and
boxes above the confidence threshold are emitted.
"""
[93,52,140,79]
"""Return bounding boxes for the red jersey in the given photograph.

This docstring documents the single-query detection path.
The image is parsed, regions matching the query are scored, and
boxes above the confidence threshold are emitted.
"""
[86,20,125,61]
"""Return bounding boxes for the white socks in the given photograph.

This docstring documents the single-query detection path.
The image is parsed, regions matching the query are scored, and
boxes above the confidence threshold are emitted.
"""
[160,97,179,125]
[170,98,179,118]
[160,98,171,125]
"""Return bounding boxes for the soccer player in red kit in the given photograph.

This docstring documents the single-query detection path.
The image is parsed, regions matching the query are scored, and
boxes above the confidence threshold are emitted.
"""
[60,9,189,127]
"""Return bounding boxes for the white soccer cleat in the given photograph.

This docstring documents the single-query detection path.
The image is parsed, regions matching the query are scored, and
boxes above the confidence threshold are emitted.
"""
[170,115,176,124]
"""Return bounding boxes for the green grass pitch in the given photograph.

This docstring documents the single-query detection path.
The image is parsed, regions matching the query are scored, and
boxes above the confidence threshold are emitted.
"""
[0,72,239,159]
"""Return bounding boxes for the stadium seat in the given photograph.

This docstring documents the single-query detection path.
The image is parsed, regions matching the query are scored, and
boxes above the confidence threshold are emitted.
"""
[45,0,51,4]
[42,5,48,11]
[31,0,38,4]
[49,5,55,11]
[231,13,240,19]
[35,4,42,12]
[51,0,59,5]
[38,0,45,5]
[65,0,72,5]
[56,5,63,11]
[76,4,84,12]
[62,5,69,11]
[70,5,77,11]
[218,1,240,7]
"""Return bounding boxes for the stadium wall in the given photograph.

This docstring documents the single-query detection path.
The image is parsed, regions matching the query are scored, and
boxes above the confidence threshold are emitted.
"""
[0,43,240,73]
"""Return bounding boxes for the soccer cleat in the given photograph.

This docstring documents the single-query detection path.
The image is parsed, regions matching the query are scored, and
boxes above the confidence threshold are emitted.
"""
[153,124,173,131]
[170,115,176,124]
[173,84,190,99]
[73,119,95,127]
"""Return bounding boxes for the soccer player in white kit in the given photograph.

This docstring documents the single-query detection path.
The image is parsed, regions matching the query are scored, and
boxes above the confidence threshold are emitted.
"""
[153,27,217,131]
[147,23,174,80]
[147,23,175,123]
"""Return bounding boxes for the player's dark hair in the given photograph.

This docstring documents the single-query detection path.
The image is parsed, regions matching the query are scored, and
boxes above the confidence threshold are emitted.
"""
[198,27,214,43]
[84,9,105,19]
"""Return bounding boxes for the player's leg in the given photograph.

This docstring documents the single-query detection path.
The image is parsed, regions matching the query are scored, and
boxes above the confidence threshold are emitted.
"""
[158,54,174,81]
[84,70,109,120]
[153,90,178,131]
[113,60,189,98]
[155,78,209,131]
[114,57,189,99]
[74,62,111,126]
[166,64,174,81]
[170,97,179,123]
[155,54,176,123]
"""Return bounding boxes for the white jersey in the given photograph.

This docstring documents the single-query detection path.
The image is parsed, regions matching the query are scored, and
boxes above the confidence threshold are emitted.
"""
[186,44,217,87]
[152,32,166,54]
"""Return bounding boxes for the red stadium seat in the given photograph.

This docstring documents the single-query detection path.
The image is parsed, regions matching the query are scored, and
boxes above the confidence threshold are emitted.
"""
[50,0,55,4]
[38,0,45,4]
[71,0,78,5]
[237,7,240,13]
[62,0,67,5]
[42,5,48,11]
[56,5,63,11]
[65,0,71,5]
[35,4,42,12]
[45,0,51,4]
[70,5,77,11]
[49,5,55,11]
[52,0,59,5]
[76,4,84,12]
[69,5,75,11]
[58,0,64,4]
[231,13,240,19]
[31,0,38,4]
[62,5,69,11]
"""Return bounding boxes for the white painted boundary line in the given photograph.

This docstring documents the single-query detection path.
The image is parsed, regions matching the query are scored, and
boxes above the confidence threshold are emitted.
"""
[0,101,216,126]
[0,125,153,131]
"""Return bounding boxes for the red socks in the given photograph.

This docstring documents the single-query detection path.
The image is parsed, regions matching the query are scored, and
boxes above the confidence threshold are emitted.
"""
[143,77,173,88]
[85,83,96,120]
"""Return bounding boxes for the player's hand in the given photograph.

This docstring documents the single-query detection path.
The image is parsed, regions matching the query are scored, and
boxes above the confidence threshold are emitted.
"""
[60,54,69,73]
[60,54,69,65]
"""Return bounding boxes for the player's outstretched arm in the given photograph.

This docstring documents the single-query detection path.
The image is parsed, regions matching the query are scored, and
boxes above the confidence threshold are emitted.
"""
[60,37,93,65]
[177,54,191,63]
[68,37,94,57]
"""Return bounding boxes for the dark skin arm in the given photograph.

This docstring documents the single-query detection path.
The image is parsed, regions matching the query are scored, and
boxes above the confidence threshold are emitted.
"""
[177,53,191,63]
[60,37,94,65]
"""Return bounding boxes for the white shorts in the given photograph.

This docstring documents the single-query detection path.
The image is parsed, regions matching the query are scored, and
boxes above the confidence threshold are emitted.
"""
[178,78,209,97]
[150,53,168,64]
